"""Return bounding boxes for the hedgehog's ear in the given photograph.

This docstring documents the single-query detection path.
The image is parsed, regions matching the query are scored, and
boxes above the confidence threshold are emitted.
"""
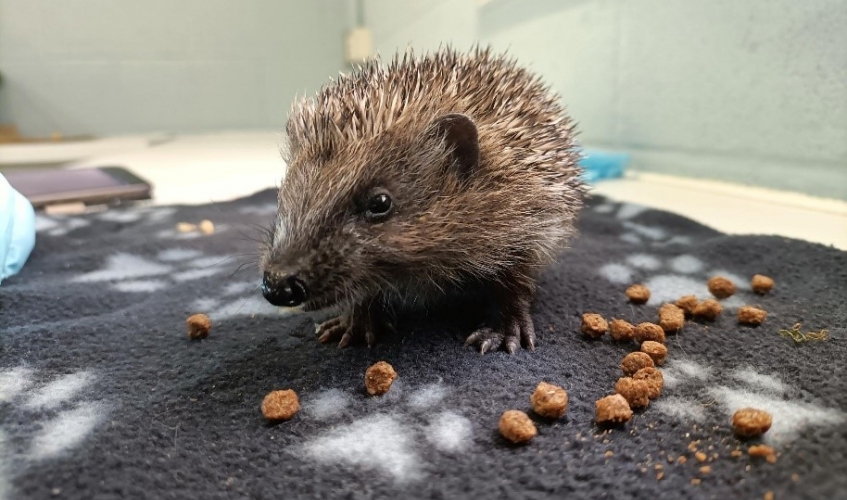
[429,113,479,181]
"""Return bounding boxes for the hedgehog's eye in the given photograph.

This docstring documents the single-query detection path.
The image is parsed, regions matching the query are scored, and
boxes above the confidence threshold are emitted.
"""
[365,191,393,222]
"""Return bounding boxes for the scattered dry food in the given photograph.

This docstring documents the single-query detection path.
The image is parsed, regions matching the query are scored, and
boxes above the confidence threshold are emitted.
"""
[261,389,300,421]
[621,352,655,376]
[199,219,215,235]
[731,450,743,458]
[748,444,778,463]
[691,478,701,485]
[609,319,636,342]
[633,367,664,400]
[499,410,537,444]
[764,492,774,500]
[695,451,708,462]
[751,275,775,294]
[604,450,614,458]
[530,382,569,418]
[626,284,651,304]
[656,471,664,481]
[580,313,608,338]
[778,323,829,344]
[738,306,768,326]
[634,322,666,344]
[365,361,398,396]
[595,394,633,425]
[708,276,737,299]
[791,474,800,482]
[614,377,650,409]
[675,295,699,316]
[732,408,773,438]
[699,465,712,474]
[693,299,722,321]
[658,303,685,332]
[176,222,197,232]
[640,341,668,366]
[186,313,212,339]
[678,456,688,465]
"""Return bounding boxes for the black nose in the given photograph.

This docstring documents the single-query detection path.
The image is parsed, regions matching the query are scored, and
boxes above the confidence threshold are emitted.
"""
[262,272,308,307]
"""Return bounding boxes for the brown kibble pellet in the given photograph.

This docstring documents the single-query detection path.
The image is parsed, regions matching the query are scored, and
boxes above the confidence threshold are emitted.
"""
[695,451,708,462]
[626,284,650,304]
[731,449,743,458]
[693,299,722,321]
[691,478,701,486]
[530,382,569,418]
[633,367,664,400]
[614,377,650,409]
[176,222,196,233]
[580,313,608,338]
[595,394,633,425]
[748,444,777,464]
[738,306,767,326]
[499,410,537,444]
[365,361,398,396]
[261,389,300,421]
[733,408,773,438]
[658,303,685,332]
[640,341,668,366]
[764,492,774,500]
[635,322,666,344]
[708,276,737,299]
[186,313,212,339]
[621,352,655,376]
[699,465,712,474]
[751,275,775,294]
[609,319,636,342]
[675,295,699,316]
[199,219,215,235]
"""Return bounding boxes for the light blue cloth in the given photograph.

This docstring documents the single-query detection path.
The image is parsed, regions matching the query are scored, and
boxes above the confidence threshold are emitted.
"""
[0,173,36,284]
[578,148,629,183]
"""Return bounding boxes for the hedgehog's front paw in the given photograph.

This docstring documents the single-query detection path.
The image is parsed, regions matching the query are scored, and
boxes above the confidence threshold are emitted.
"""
[316,306,393,348]
[316,314,357,347]
[464,299,536,354]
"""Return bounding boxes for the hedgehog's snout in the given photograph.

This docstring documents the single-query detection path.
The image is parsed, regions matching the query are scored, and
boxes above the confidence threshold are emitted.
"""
[261,271,308,307]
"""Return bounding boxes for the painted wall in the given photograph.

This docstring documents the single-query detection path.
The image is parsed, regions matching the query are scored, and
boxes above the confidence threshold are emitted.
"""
[480,0,847,199]
[0,0,351,136]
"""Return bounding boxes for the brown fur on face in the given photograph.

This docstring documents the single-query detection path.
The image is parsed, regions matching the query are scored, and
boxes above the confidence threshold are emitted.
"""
[261,46,585,312]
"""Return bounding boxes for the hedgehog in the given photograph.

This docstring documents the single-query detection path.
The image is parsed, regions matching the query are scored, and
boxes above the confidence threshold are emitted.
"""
[259,46,585,354]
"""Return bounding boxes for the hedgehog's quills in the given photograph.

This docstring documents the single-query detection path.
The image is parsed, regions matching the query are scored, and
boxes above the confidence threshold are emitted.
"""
[260,46,586,354]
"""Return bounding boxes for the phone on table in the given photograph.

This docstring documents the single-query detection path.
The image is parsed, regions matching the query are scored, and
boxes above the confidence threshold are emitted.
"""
[4,166,152,209]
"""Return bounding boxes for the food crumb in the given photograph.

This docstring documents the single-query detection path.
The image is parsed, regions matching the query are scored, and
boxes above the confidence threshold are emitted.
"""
[530,381,569,418]
[658,303,685,332]
[708,276,737,299]
[763,492,774,500]
[641,341,668,366]
[365,361,398,396]
[499,410,537,444]
[693,299,722,321]
[633,367,664,399]
[691,478,701,486]
[751,275,775,294]
[791,474,800,482]
[678,456,688,465]
[733,408,773,438]
[614,377,650,409]
[261,389,300,421]
[675,295,699,316]
[656,472,664,481]
[695,451,707,462]
[186,313,212,339]
[604,450,614,458]
[634,322,666,344]
[199,219,215,235]
[748,444,778,463]
[595,394,633,425]
[610,319,636,342]
[731,449,743,458]
[621,352,655,376]
[667,455,675,463]
[738,306,768,326]
[580,313,608,338]
[626,284,651,304]
[699,465,712,474]
[176,222,196,232]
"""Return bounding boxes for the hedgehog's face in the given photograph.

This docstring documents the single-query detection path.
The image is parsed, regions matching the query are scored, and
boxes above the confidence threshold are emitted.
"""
[260,113,479,311]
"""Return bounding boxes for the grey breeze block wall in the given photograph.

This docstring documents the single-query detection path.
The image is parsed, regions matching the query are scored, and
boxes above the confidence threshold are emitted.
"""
[0,0,352,136]
[478,0,847,200]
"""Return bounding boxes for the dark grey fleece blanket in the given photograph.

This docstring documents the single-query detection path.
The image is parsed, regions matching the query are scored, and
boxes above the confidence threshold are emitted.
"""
[1,189,846,500]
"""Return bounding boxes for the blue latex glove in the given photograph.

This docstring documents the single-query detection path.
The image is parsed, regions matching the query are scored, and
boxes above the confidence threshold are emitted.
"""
[0,173,36,284]
[578,148,629,183]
